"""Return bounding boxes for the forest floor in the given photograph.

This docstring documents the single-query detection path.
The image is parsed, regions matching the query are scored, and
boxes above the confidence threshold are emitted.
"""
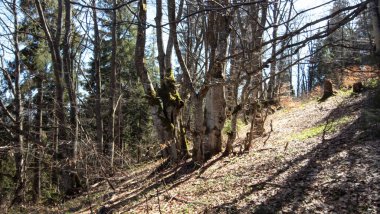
[45,85,380,213]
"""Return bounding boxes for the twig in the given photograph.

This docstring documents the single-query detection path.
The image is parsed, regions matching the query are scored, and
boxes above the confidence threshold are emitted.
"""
[284,142,289,151]
[156,187,162,214]
[255,148,276,152]
[163,195,209,206]
[144,193,149,214]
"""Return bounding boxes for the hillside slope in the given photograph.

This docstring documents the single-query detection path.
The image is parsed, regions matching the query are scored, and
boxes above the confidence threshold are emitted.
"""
[58,87,380,214]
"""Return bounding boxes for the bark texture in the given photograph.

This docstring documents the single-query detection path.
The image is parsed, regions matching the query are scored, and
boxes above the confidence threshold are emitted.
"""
[372,0,380,55]
[92,0,103,152]
[135,0,186,163]
[204,0,231,159]
[12,0,25,203]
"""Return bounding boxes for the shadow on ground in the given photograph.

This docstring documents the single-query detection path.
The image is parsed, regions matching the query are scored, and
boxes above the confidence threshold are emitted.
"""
[206,89,380,213]
[65,153,226,213]
[64,88,380,214]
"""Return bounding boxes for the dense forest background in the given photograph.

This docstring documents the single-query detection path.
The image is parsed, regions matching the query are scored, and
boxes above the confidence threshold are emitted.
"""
[0,0,379,209]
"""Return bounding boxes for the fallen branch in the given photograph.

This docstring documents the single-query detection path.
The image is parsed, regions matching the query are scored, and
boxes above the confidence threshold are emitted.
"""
[163,195,209,206]
[0,146,13,153]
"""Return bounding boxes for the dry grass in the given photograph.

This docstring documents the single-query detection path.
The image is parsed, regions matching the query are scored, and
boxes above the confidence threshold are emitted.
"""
[50,81,380,214]
[341,65,380,89]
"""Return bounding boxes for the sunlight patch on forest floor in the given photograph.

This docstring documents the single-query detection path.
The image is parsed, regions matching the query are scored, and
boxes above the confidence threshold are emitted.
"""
[289,115,354,141]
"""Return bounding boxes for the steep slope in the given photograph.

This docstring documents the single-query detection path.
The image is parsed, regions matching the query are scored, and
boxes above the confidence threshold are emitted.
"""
[57,86,380,214]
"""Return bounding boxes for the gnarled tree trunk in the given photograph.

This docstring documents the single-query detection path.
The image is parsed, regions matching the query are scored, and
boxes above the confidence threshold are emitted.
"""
[135,0,186,163]
[204,0,231,159]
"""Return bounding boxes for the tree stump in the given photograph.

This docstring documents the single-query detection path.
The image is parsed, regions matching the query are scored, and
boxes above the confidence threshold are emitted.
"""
[353,82,363,93]
[319,79,333,101]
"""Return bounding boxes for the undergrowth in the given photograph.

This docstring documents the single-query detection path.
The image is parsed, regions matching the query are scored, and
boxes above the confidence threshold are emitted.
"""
[223,119,244,135]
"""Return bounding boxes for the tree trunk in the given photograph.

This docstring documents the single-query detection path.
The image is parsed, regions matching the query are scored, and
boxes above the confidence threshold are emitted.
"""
[167,0,202,163]
[372,0,380,55]
[135,0,173,161]
[245,105,257,151]
[109,0,118,168]
[34,0,82,195]
[35,0,66,140]
[61,0,80,194]
[92,0,103,153]
[32,74,43,202]
[116,79,123,151]
[155,0,166,81]
[115,16,123,161]
[63,0,77,159]
[12,0,25,203]
[243,1,268,150]
[267,0,279,100]
[223,30,239,156]
[192,96,205,164]
[204,1,230,159]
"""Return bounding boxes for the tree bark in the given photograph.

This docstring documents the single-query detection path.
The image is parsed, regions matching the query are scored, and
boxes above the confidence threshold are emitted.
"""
[109,0,118,168]
[191,96,204,163]
[34,0,66,140]
[12,0,25,203]
[267,0,279,100]
[244,1,268,150]
[372,0,380,55]
[32,73,43,202]
[223,30,239,156]
[34,0,81,195]
[63,0,78,160]
[61,0,80,194]
[92,0,104,153]
[34,5,63,191]
[204,0,231,159]
[167,0,206,163]
[155,0,166,81]
[135,0,173,161]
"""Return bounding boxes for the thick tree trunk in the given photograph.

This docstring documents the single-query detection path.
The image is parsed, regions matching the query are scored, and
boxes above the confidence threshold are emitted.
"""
[204,85,226,158]
[135,0,174,162]
[224,79,251,156]
[204,1,230,159]
[167,0,202,163]
[156,0,175,161]
[144,0,188,162]
[245,106,257,151]
[191,96,205,164]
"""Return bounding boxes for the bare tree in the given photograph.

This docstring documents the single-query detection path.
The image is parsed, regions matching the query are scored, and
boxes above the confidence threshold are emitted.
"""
[92,0,104,153]
[0,0,27,204]
[34,0,80,194]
